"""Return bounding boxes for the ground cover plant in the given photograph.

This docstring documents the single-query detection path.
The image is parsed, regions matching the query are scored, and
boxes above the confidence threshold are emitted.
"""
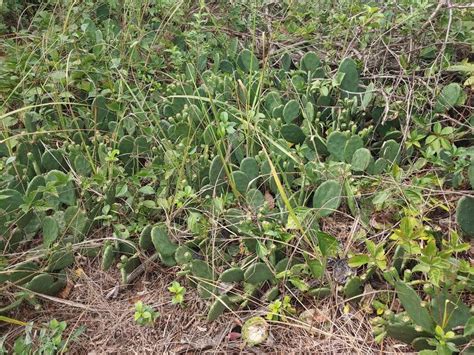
[0,0,473,353]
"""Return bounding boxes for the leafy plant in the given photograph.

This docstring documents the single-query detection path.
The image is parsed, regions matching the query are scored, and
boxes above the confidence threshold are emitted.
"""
[266,296,297,321]
[168,281,186,305]
[134,301,159,327]
[7,319,83,355]
[0,0,472,351]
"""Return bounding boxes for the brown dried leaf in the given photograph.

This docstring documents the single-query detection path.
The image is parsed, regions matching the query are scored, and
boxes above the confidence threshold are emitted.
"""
[264,190,275,209]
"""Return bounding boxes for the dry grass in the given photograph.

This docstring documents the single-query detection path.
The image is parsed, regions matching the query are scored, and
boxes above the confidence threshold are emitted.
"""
[1,253,410,354]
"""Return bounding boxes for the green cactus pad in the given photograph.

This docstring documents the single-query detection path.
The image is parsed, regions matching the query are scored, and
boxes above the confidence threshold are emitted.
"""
[225,208,246,229]
[431,289,470,330]
[25,274,55,295]
[121,255,141,274]
[351,148,372,172]
[246,188,265,210]
[280,52,292,71]
[244,262,274,284]
[275,257,291,274]
[42,216,59,248]
[92,95,115,130]
[191,260,213,280]
[304,101,315,120]
[300,52,321,73]
[118,135,135,156]
[197,282,216,299]
[151,223,177,257]
[219,59,234,73]
[134,136,150,155]
[174,245,193,265]
[411,337,434,351]
[74,154,92,176]
[16,142,30,165]
[24,112,39,133]
[344,135,364,163]
[232,170,250,194]
[261,287,279,304]
[313,180,342,217]
[47,249,75,271]
[281,124,306,144]
[456,196,474,237]
[264,92,282,114]
[0,261,38,284]
[307,287,331,299]
[160,254,177,267]
[41,149,65,171]
[203,125,217,145]
[207,295,232,321]
[306,135,328,156]
[327,131,348,162]
[237,49,259,72]
[282,100,300,123]
[381,140,401,163]
[393,245,406,274]
[337,57,360,96]
[5,228,25,252]
[209,155,226,187]
[48,273,67,296]
[468,163,474,189]
[219,267,244,283]
[272,105,284,119]
[371,158,389,174]
[240,157,259,183]
[139,225,154,251]
[63,206,88,238]
[45,170,76,206]
[102,245,115,271]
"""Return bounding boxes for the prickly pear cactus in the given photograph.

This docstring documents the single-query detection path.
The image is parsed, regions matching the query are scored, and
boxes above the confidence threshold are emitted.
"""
[313,180,342,217]
[351,148,372,172]
[237,49,259,73]
[456,196,474,237]
[219,267,244,283]
[337,57,360,97]
[327,131,347,162]
[207,295,232,321]
[149,225,177,267]
[281,124,305,144]
[244,263,274,284]
[283,100,300,123]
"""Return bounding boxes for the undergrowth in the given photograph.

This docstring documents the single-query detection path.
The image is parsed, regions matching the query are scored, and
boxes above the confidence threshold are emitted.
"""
[0,0,473,353]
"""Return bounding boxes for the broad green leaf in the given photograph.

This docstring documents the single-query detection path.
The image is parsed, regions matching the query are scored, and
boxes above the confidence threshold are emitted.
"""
[395,281,434,332]
[348,255,370,267]
[317,232,339,257]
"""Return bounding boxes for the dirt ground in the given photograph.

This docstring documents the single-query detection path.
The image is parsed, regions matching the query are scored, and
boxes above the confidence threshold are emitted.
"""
[1,252,410,354]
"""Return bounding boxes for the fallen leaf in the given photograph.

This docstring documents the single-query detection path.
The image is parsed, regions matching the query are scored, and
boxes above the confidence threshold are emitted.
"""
[57,281,74,299]
[227,332,241,341]
[264,191,275,209]
[74,268,86,278]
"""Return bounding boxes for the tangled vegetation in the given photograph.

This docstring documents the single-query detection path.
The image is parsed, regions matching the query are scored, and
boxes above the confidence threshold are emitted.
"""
[0,0,473,353]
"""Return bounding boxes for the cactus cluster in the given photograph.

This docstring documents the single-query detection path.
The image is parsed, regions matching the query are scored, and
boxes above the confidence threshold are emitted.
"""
[3,38,469,355]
